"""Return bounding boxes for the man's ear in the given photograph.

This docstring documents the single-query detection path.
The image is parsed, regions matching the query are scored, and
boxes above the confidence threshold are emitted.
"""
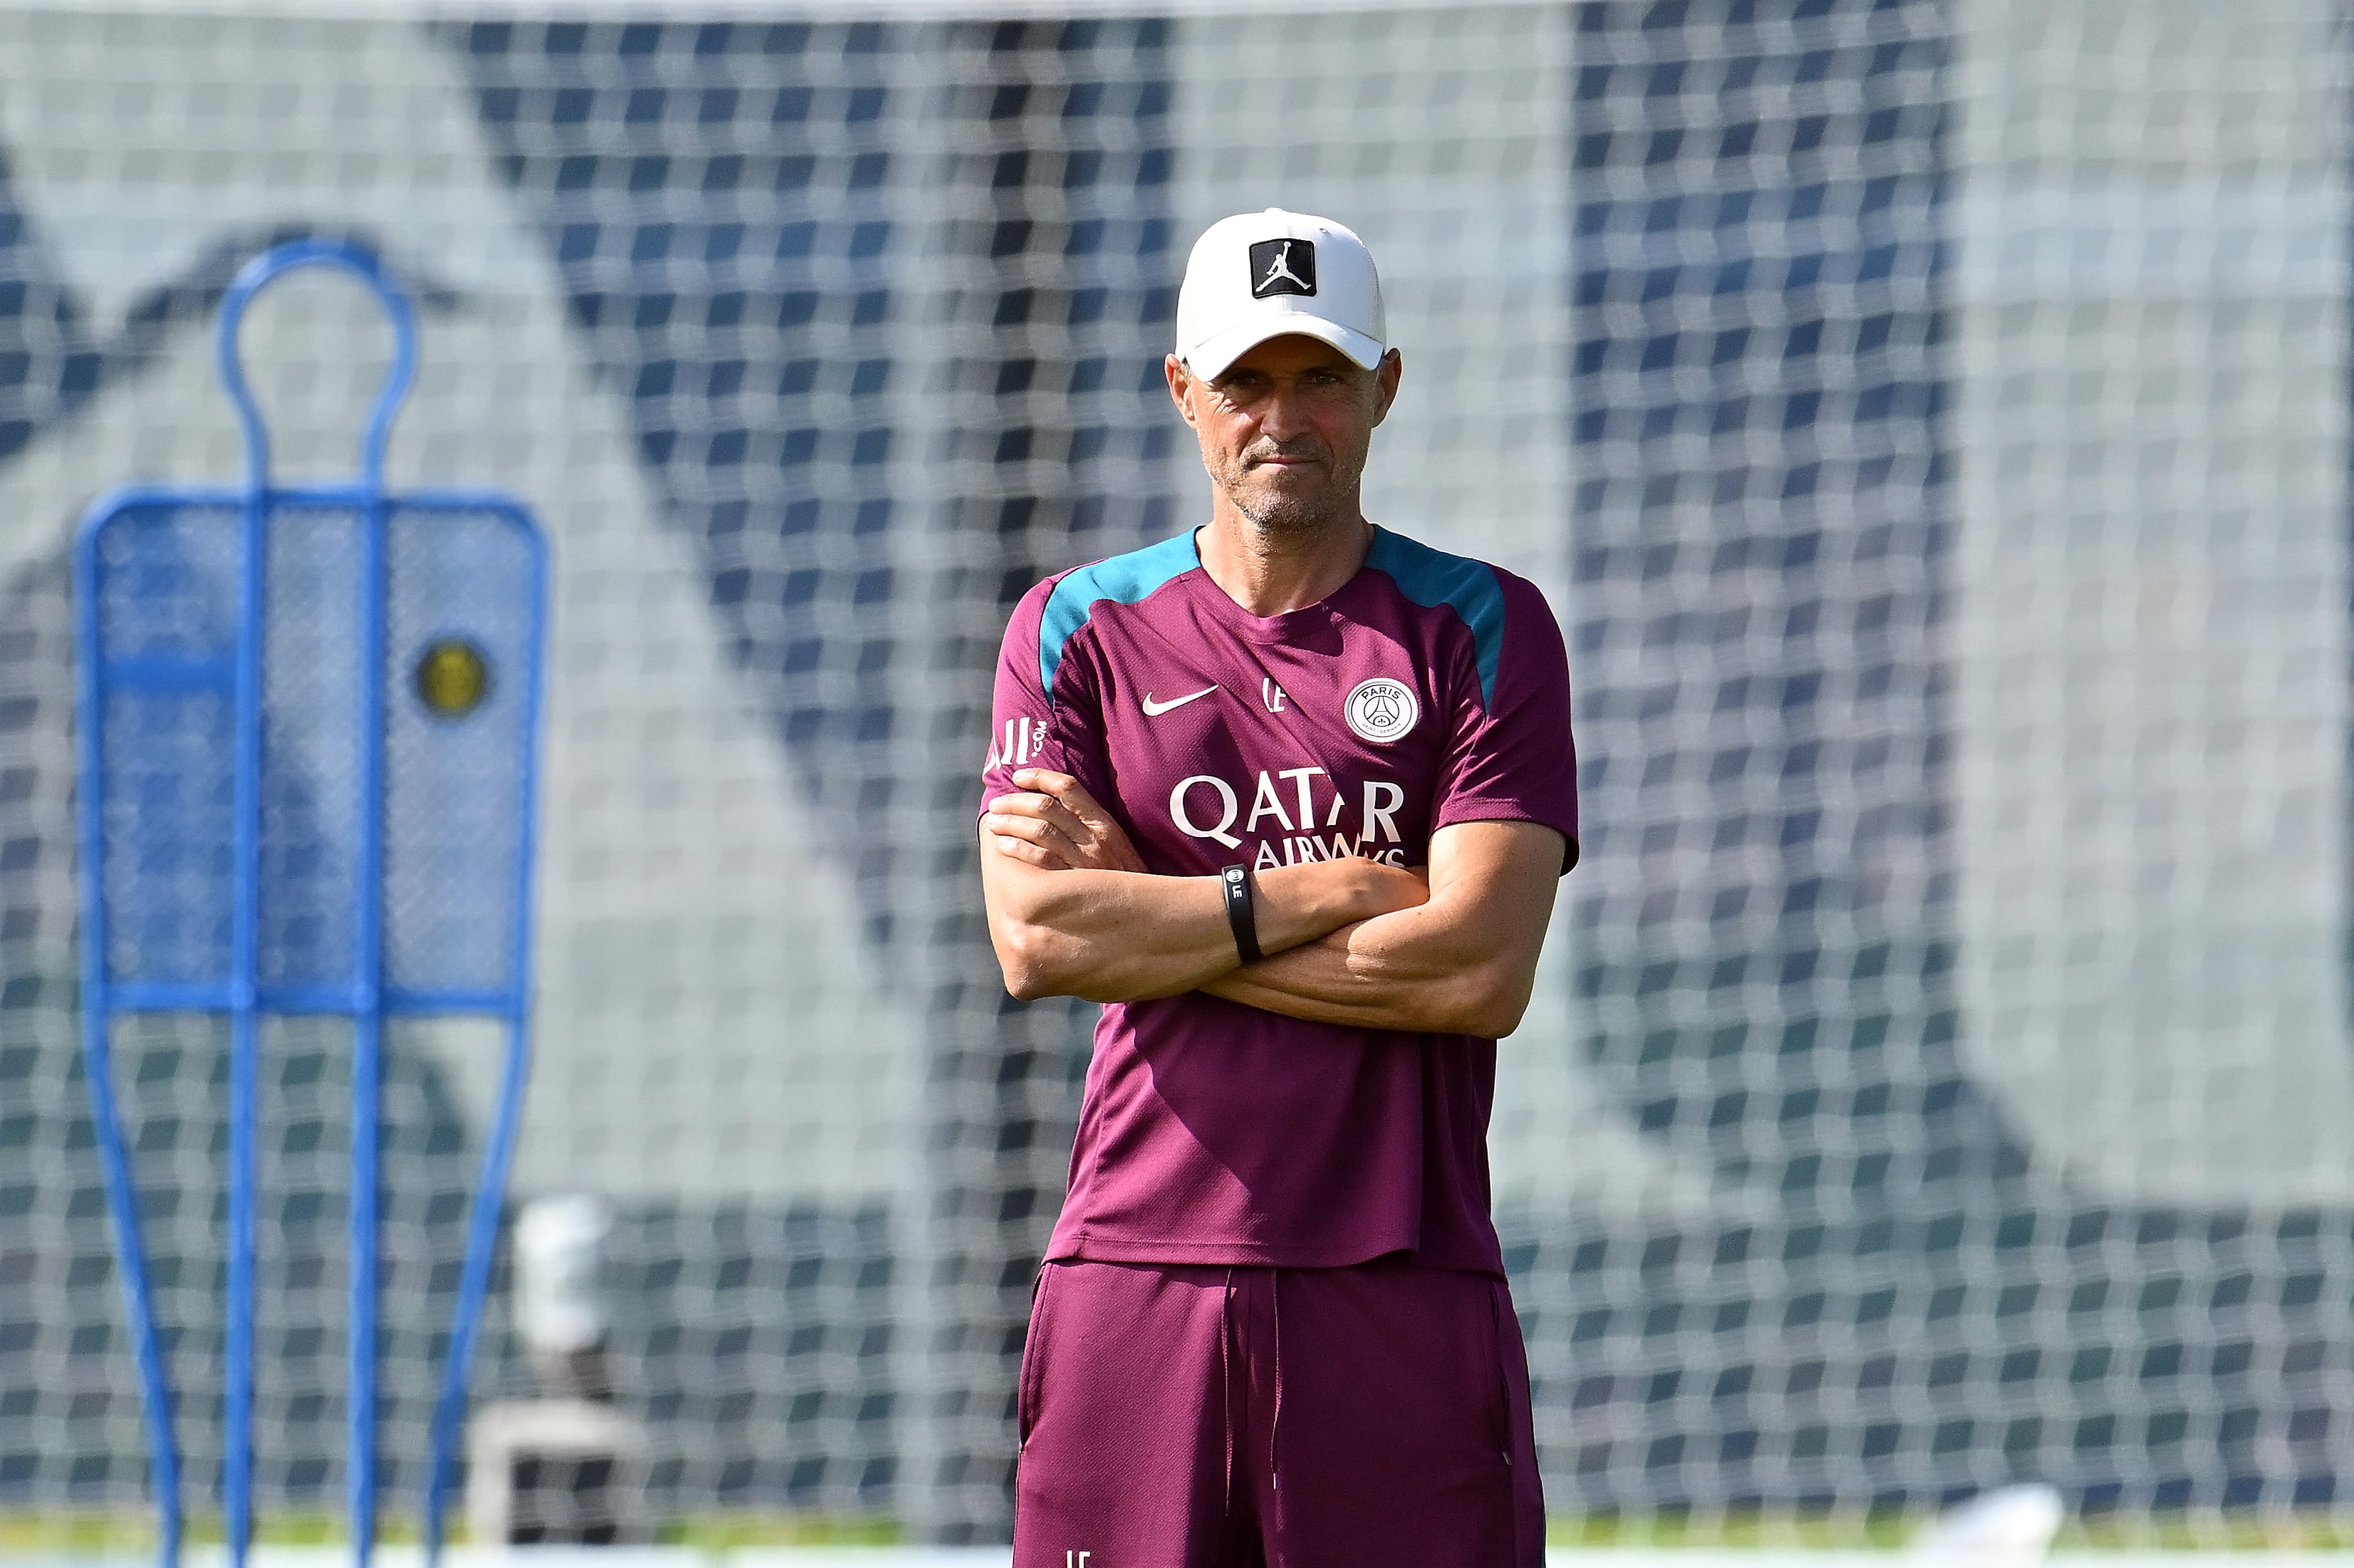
[1165,353,1201,431]
[1371,348,1403,427]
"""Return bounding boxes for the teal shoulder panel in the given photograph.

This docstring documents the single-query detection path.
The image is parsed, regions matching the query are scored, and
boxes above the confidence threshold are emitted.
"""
[1039,530,1203,699]
[1364,526,1506,709]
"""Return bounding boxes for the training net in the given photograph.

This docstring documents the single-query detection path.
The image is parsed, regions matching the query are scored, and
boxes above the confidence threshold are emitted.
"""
[0,0,2349,1544]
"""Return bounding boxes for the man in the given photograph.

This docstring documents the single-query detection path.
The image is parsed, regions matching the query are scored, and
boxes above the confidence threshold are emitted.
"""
[978,209,1577,1567]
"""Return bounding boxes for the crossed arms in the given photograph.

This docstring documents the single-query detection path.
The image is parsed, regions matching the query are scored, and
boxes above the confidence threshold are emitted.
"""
[978,769,1566,1038]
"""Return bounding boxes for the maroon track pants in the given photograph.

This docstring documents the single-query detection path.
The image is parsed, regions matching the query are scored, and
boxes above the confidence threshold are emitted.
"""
[1012,1255,1545,1567]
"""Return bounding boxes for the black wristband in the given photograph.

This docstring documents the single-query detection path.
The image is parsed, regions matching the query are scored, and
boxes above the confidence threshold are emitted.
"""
[1220,864,1262,964]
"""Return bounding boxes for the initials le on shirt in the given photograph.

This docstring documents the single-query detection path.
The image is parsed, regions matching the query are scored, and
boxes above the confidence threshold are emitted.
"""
[981,526,1578,1274]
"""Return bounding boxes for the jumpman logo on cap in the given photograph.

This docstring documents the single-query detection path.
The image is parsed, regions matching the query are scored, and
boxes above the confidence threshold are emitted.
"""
[1248,237,1317,298]
[1260,242,1306,291]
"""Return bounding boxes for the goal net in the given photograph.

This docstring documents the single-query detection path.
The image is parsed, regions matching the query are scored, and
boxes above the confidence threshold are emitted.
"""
[0,0,2347,1543]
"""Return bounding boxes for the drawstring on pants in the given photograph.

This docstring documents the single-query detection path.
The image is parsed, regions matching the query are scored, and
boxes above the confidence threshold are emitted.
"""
[1220,1268,1236,1523]
[1216,1270,1286,1530]
[1267,1270,1284,1495]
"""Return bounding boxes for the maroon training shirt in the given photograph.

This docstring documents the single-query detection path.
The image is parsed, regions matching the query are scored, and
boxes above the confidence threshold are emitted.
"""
[980,525,1578,1274]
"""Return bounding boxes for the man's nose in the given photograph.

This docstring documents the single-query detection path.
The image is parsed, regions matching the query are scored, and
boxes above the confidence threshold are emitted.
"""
[1257,383,1313,442]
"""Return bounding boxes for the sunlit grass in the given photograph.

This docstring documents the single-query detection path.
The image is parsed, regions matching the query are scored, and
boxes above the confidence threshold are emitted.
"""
[9,1507,2354,1554]
[653,1514,901,1549]
[1547,1509,1917,1549]
[0,1512,419,1554]
[0,1511,902,1555]
[1545,1509,2354,1551]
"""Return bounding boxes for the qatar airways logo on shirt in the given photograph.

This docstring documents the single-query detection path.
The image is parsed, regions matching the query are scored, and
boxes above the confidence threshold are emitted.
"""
[1168,766,1409,869]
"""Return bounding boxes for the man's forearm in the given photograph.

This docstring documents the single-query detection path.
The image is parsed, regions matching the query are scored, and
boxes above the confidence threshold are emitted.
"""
[996,866,1231,1001]
[981,778,1562,1027]
[983,845,1423,1004]
[1200,823,1564,1037]
[1199,898,1530,1037]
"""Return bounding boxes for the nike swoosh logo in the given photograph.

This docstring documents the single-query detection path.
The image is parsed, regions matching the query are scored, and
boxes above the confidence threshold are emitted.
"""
[1141,684,1219,717]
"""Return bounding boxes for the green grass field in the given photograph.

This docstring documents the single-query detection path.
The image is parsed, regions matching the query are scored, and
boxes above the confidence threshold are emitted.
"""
[6,1510,2354,1554]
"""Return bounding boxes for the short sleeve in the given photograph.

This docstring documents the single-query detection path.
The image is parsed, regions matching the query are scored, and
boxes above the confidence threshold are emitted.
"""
[978,575,1114,818]
[1430,571,1580,869]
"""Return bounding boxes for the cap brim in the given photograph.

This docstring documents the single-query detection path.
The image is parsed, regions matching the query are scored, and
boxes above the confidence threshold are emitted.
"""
[1183,316,1385,380]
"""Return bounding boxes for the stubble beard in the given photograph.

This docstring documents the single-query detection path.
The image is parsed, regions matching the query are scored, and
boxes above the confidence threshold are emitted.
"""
[1216,445,1366,546]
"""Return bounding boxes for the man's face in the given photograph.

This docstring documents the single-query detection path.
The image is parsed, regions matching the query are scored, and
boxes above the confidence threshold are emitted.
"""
[1168,335,1402,538]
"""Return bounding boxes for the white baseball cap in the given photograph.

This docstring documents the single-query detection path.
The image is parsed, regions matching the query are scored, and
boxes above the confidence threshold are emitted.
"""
[1175,209,1386,380]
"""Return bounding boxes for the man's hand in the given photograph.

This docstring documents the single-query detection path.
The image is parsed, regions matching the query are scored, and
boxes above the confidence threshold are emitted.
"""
[982,769,1146,873]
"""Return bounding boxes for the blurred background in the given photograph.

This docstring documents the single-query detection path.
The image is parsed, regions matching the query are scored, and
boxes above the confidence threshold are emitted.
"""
[1,0,2351,1551]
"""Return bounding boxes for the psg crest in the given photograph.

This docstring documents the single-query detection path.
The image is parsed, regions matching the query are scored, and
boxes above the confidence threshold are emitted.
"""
[1344,677,1419,743]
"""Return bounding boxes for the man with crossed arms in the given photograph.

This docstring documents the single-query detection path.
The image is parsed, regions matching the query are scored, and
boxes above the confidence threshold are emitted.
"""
[978,209,1577,1567]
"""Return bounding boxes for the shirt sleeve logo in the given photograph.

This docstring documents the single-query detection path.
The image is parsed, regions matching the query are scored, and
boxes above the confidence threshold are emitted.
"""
[985,715,1047,772]
[1344,677,1419,743]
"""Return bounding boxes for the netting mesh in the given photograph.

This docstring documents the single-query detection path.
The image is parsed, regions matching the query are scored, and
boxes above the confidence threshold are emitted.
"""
[0,0,2349,1544]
